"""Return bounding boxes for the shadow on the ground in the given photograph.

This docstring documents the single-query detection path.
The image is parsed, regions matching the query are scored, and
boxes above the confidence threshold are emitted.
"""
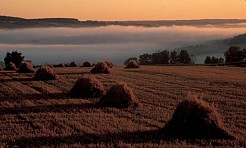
[5,130,169,147]
[0,101,95,115]
[5,130,244,147]
[0,77,34,82]
[0,92,72,101]
[55,71,90,76]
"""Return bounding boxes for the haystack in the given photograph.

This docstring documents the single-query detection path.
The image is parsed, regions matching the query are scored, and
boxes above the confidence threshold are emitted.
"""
[126,60,139,68]
[161,97,236,139]
[69,75,105,98]
[5,62,17,71]
[0,66,4,71]
[98,82,141,108]
[70,61,79,67]
[104,61,114,68]
[57,63,65,67]
[17,62,35,73]
[34,66,56,80]
[90,62,110,74]
[82,61,92,67]
[44,64,53,68]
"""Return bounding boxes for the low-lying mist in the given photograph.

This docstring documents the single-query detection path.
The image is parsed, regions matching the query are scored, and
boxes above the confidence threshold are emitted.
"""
[0,25,246,65]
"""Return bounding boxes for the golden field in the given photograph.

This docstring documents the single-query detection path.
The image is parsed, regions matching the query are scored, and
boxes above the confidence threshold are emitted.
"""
[0,66,245,147]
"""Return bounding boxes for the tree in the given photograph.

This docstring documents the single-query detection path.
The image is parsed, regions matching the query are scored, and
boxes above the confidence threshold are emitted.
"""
[151,52,162,64]
[4,51,25,67]
[139,53,152,65]
[170,50,178,64]
[204,56,212,64]
[159,50,170,64]
[124,57,138,65]
[219,57,224,63]
[224,46,246,63]
[151,50,169,64]
[204,56,224,64]
[179,50,191,64]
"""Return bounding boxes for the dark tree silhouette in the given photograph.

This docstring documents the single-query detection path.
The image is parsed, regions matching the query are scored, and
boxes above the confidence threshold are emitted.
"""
[159,50,170,64]
[204,56,224,64]
[151,50,169,64]
[224,46,246,63]
[204,56,212,64]
[4,51,25,67]
[124,57,138,65]
[139,53,152,65]
[170,50,178,64]
[219,57,224,63]
[179,50,191,64]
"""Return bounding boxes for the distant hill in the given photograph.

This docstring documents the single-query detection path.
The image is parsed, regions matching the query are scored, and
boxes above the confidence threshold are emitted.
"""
[0,16,108,28]
[226,34,246,45]
[172,33,246,63]
[0,16,80,22]
[1,16,246,29]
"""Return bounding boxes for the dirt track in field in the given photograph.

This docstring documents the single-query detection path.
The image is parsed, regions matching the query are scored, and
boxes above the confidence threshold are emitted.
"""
[0,66,245,147]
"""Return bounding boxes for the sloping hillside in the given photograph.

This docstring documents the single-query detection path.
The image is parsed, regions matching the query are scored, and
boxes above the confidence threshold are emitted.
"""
[173,33,246,63]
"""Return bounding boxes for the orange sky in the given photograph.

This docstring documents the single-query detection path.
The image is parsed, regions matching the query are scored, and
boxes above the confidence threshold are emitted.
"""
[1,0,246,20]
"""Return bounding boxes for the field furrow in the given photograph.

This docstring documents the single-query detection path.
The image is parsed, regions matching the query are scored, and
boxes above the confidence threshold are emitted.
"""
[0,66,245,147]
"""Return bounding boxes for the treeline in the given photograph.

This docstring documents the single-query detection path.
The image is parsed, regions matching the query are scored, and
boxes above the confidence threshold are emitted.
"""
[125,46,246,66]
[125,50,193,65]
[204,46,246,64]
[204,56,224,64]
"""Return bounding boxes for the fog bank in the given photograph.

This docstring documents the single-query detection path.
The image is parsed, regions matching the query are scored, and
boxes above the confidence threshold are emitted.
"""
[0,25,246,65]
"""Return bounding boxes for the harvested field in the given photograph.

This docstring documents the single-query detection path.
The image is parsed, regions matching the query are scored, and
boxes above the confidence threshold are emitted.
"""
[0,66,245,147]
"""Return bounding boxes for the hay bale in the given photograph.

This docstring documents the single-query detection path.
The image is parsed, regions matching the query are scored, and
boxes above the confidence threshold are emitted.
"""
[70,61,79,67]
[161,96,236,139]
[5,62,17,71]
[90,62,110,74]
[82,61,92,67]
[98,82,141,108]
[0,66,4,71]
[104,61,114,68]
[33,65,41,68]
[43,64,53,68]
[69,75,105,98]
[126,60,139,68]
[17,62,35,73]
[34,66,56,80]
[57,63,65,67]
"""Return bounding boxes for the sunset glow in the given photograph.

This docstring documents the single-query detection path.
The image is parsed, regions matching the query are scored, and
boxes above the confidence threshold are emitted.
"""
[1,0,246,20]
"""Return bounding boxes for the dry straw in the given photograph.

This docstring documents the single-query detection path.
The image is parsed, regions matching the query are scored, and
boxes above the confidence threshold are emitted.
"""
[104,61,114,68]
[34,66,56,80]
[57,63,65,67]
[98,81,141,108]
[70,61,79,67]
[126,60,140,68]
[69,75,105,98]
[82,61,93,67]
[90,62,110,74]
[17,62,35,73]
[161,92,236,139]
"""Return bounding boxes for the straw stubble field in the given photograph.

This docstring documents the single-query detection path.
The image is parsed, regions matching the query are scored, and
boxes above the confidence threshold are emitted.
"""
[0,66,245,147]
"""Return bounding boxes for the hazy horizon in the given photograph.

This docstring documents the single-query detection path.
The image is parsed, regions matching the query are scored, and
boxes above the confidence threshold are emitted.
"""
[3,15,246,21]
[0,24,246,65]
